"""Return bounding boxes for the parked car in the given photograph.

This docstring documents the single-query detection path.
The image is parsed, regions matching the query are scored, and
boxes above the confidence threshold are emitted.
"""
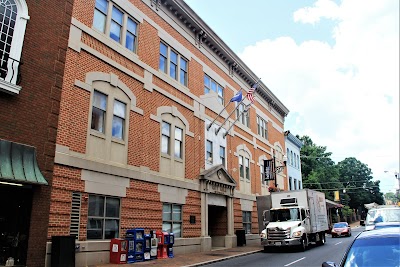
[364,206,400,231]
[331,222,351,237]
[322,227,400,267]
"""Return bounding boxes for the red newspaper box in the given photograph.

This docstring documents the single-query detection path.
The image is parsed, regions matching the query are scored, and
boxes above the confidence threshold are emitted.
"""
[110,238,127,264]
[155,231,168,259]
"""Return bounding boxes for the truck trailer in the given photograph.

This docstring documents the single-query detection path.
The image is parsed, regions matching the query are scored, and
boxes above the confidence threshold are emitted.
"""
[259,189,329,252]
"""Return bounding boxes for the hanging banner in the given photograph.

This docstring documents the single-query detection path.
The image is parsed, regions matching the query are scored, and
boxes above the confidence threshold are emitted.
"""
[263,159,275,181]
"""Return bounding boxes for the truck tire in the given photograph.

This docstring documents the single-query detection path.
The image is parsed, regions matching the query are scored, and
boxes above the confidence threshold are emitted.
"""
[263,246,269,253]
[317,232,325,245]
[299,236,308,251]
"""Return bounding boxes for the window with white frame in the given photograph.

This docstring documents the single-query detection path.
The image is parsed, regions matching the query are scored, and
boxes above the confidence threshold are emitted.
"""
[243,211,251,234]
[257,116,268,139]
[297,155,300,169]
[239,154,250,180]
[220,146,225,167]
[162,203,182,238]
[93,0,138,53]
[294,178,297,190]
[87,194,120,240]
[206,140,213,163]
[289,177,292,190]
[0,0,29,93]
[112,100,126,139]
[298,180,301,189]
[91,90,127,140]
[204,74,224,104]
[236,103,249,127]
[174,127,183,158]
[161,122,185,159]
[91,90,107,133]
[159,42,188,86]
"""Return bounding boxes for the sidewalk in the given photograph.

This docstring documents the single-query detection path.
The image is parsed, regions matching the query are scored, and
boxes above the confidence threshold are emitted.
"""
[93,244,264,267]
[94,221,361,267]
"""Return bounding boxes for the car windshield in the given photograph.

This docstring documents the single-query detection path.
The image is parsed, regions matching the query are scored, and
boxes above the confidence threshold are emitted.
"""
[366,208,400,225]
[333,223,347,228]
[343,236,400,267]
[270,208,300,222]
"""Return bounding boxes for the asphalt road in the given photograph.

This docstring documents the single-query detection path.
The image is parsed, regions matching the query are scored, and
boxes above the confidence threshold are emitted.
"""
[201,227,364,267]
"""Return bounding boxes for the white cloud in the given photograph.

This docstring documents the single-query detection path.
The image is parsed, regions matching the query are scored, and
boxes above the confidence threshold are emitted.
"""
[239,0,399,190]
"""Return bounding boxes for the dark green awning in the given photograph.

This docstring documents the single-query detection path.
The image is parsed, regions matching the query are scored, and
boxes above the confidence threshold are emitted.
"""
[0,139,48,185]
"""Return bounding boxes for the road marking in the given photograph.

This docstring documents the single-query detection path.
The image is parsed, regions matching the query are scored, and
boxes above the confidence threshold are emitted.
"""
[335,241,343,245]
[284,257,306,266]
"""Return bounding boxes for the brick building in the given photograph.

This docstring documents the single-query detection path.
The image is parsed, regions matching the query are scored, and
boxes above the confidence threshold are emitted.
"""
[0,0,71,266]
[1,0,289,266]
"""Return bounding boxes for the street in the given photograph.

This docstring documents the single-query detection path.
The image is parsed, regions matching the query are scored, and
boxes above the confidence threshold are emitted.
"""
[200,227,363,267]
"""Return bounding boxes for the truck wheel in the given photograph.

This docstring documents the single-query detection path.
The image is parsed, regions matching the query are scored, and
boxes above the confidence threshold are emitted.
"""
[299,236,308,251]
[317,233,325,245]
[263,246,269,253]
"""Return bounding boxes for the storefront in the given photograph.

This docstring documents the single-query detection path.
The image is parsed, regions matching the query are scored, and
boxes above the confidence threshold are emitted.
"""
[0,140,48,266]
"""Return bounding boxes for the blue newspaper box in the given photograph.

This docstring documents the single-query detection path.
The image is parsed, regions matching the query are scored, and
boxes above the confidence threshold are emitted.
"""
[167,233,174,258]
[144,234,151,260]
[126,228,145,263]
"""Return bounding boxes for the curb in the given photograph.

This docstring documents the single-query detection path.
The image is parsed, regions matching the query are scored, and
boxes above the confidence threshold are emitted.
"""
[183,249,263,267]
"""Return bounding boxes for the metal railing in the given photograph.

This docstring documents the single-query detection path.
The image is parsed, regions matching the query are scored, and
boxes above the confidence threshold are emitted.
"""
[0,52,22,85]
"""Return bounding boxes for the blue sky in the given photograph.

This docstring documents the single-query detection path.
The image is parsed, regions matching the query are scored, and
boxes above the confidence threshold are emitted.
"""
[185,0,399,194]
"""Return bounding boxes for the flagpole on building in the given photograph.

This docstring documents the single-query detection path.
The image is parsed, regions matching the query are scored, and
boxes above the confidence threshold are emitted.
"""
[207,102,233,131]
[223,100,253,137]
[215,97,246,135]
[207,89,243,131]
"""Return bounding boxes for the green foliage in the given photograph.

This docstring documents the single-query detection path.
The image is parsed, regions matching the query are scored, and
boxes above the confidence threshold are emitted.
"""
[341,206,353,217]
[299,135,385,211]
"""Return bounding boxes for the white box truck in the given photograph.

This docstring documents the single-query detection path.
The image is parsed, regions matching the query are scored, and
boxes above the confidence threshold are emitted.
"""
[259,189,328,252]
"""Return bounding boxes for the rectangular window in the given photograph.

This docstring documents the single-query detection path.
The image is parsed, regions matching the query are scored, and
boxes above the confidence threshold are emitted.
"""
[162,203,182,238]
[289,177,292,190]
[174,127,183,158]
[260,162,266,185]
[220,146,225,166]
[257,116,268,139]
[294,179,297,190]
[93,0,108,33]
[242,211,251,234]
[159,43,168,73]
[110,6,123,43]
[126,18,138,51]
[87,195,120,240]
[180,58,188,86]
[93,0,138,53]
[206,140,213,163]
[91,90,107,133]
[245,157,250,180]
[161,122,171,155]
[204,74,224,105]
[159,42,188,86]
[239,156,244,178]
[170,50,178,80]
[112,100,126,139]
[236,103,249,127]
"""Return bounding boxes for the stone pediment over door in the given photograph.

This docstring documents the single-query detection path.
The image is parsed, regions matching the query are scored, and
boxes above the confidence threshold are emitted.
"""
[199,165,236,197]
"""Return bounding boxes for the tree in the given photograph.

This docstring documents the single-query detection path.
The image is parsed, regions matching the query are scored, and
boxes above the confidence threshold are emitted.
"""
[337,157,384,210]
[385,192,398,204]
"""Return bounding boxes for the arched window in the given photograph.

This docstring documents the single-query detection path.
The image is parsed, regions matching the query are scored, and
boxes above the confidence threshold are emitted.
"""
[0,0,29,94]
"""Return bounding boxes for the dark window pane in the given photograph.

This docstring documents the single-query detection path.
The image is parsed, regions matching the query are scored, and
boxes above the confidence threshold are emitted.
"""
[106,197,120,217]
[105,219,119,239]
[88,195,104,216]
[87,218,103,239]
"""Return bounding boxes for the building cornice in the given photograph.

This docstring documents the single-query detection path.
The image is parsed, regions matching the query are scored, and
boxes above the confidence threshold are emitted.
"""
[285,130,303,148]
[156,0,289,117]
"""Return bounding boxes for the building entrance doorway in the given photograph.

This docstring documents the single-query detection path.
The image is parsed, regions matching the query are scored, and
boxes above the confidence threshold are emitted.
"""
[0,185,32,266]
[208,205,227,249]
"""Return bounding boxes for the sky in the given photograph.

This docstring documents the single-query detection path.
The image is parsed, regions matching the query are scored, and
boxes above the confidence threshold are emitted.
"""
[184,0,399,193]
